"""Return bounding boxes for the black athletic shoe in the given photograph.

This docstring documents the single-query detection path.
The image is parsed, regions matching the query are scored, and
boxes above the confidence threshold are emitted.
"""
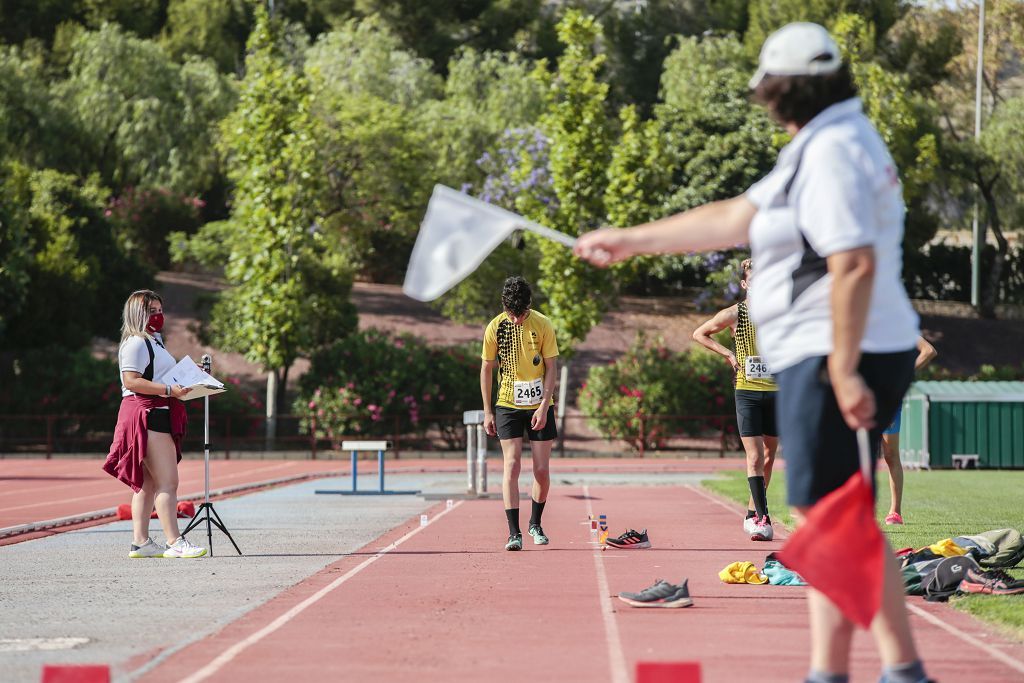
[504,533,523,551]
[604,528,651,549]
[618,579,692,608]
[960,567,1024,595]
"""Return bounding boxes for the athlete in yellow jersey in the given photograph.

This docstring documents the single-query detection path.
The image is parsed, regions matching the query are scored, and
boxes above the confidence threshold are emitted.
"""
[481,276,559,551]
[692,259,778,541]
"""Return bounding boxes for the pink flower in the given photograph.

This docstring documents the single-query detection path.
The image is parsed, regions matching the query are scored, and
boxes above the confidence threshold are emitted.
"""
[367,404,378,411]
[308,401,317,409]
[353,398,362,406]
[422,393,431,402]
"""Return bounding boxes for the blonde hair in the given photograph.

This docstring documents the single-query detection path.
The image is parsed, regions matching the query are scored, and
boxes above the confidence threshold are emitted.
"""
[121,290,162,342]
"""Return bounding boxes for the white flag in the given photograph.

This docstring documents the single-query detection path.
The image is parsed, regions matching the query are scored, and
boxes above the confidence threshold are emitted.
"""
[402,185,576,302]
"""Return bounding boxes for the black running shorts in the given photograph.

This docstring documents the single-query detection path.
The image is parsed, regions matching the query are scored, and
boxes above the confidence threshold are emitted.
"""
[734,389,778,437]
[146,408,172,434]
[775,350,916,507]
[495,405,557,441]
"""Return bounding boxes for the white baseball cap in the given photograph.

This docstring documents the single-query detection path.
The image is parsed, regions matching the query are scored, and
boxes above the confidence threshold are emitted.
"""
[749,22,842,89]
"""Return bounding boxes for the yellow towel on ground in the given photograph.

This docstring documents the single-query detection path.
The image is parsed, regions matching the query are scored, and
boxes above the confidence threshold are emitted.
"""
[928,539,967,557]
[718,561,768,584]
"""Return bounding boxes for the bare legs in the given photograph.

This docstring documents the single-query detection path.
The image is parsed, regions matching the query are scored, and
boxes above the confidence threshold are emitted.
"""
[500,437,552,509]
[145,431,183,542]
[880,433,904,517]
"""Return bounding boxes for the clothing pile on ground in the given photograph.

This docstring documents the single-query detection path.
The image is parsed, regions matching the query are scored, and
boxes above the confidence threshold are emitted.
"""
[899,528,1024,601]
[718,553,807,586]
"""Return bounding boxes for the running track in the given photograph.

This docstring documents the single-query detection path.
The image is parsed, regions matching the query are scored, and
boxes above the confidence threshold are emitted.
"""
[129,484,1024,683]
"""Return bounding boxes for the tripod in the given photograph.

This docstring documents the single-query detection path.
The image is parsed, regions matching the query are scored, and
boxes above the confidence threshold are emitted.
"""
[182,354,241,556]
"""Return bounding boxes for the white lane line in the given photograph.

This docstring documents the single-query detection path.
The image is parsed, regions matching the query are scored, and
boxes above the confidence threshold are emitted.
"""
[176,502,464,683]
[685,483,746,518]
[582,485,629,683]
[688,485,1024,675]
[906,603,1024,675]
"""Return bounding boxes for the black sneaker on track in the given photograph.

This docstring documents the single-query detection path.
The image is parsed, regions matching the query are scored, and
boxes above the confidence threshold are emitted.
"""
[618,579,692,608]
[605,528,651,549]
[505,533,523,551]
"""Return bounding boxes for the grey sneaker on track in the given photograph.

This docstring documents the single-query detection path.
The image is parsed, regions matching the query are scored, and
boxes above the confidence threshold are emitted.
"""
[128,538,165,559]
[529,525,549,545]
[618,579,693,608]
[163,536,207,558]
[505,533,523,551]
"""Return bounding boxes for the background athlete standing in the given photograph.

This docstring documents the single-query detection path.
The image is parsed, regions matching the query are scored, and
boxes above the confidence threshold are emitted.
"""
[692,259,777,541]
[480,276,560,551]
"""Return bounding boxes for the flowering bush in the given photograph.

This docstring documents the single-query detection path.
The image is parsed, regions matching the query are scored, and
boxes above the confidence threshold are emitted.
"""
[107,186,204,270]
[295,329,480,448]
[577,332,735,451]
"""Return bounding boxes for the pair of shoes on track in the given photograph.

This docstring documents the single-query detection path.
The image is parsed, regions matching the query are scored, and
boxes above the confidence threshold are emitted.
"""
[742,515,774,541]
[129,536,207,559]
[505,525,549,551]
[618,578,692,608]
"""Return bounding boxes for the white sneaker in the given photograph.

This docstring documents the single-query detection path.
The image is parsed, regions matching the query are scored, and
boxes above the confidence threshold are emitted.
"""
[743,516,758,536]
[751,517,774,542]
[128,538,165,559]
[163,536,208,558]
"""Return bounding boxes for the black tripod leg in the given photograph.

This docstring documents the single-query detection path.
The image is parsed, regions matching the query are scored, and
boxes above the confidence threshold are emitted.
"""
[181,504,206,536]
[208,505,242,555]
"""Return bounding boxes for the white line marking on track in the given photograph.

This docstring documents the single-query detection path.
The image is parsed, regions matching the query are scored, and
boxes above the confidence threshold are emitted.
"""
[688,484,1024,675]
[582,485,629,683]
[175,501,464,683]
[906,603,1024,675]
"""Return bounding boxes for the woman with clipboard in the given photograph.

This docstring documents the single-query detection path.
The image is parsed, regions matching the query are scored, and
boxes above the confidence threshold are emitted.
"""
[103,289,207,559]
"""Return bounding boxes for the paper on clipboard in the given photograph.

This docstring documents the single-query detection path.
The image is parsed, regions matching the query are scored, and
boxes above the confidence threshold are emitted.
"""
[157,356,227,401]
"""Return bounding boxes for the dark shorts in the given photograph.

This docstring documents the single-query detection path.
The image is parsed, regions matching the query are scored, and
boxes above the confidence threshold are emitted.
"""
[883,406,903,436]
[734,389,778,437]
[775,350,916,507]
[146,408,172,434]
[495,405,557,441]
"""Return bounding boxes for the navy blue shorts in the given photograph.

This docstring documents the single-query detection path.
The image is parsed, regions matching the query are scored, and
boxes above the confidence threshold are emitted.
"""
[734,389,778,437]
[775,350,916,507]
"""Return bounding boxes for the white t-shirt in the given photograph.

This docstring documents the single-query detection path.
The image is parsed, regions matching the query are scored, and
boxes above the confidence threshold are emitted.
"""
[746,98,919,372]
[119,334,177,399]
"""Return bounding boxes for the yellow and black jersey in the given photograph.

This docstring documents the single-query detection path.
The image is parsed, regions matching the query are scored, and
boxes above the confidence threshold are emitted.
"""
[734,301,777,392]
[482,309,559,409]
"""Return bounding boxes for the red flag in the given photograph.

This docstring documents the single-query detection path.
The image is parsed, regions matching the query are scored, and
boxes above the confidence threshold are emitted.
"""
[777,429,885,629]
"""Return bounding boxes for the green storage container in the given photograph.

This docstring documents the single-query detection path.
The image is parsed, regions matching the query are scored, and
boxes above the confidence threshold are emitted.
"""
[899,381,1024,469]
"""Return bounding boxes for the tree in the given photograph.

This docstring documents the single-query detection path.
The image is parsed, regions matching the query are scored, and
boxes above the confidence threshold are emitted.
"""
[744,0,904,58]
[606,34,778,298]
[305,17,441,281]
[162,0,252,73]
[520,10,617,357]
[353,0,543,72]
[176,6,357,440]
[0,161,153,351]
[923,0,1024,316]
[55,23,236,195]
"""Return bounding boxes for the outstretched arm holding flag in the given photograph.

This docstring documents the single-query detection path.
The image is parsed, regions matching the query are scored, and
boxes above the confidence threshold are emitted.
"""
[577,22,930,683]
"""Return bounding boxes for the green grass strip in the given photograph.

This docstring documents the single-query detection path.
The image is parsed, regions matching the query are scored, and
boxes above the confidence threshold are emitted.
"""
[702,469,1024,639]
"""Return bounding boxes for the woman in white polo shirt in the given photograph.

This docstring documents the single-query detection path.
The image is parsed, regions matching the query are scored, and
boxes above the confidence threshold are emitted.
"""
[575,23,928,683]
[103,289,206,559]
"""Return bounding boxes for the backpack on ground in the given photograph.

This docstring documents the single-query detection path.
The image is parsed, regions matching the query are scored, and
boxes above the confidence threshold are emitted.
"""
[924,555,981,602]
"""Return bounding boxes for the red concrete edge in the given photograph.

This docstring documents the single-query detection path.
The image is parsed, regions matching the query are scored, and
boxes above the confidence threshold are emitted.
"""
[0,471,335,547]
[127,499,452,680]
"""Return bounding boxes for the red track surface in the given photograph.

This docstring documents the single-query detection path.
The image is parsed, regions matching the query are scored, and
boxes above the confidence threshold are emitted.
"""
[0,457,744,534]
[136,484,1024,683]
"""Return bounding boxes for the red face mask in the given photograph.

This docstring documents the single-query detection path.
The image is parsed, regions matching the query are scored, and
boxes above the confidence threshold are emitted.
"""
[147,313,164,333]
